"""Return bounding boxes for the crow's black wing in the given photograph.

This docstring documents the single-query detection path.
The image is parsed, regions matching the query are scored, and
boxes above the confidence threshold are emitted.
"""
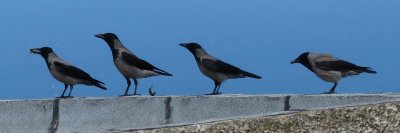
[54,62,93,81]
[122,52,172,76]
[122,52,156,70]
[202,59,245,74]
[201,59,261,79]
[316,60,360,71]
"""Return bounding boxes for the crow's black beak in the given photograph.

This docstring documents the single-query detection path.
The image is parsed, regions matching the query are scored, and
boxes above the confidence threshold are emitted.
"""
[95,34,104,38]
[179,43,188,48]
[30,48,41,54]
[290,59,299,64]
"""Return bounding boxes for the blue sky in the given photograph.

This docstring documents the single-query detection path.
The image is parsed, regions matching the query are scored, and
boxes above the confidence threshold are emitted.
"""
[0,1,399,99]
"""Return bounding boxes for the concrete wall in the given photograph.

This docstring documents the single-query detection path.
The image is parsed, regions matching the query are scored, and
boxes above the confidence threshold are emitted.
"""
[0,94,399,133]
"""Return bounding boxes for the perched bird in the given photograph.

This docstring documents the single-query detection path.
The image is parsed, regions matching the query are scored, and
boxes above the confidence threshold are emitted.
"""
[30,47,107,98]
[180,43,262,95]
[291,52,377,94]
[95,33,172,96]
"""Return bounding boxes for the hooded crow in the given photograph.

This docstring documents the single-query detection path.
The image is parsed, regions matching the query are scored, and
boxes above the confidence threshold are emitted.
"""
[291,52,377,94]
[95,33,172,96]
[30,47,107,98]
[180,43,262,95]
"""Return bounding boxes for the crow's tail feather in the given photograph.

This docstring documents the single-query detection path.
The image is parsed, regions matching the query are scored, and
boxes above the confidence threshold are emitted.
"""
[91,79,107,90]
[361,67,377,74]
[153,67,173,76]
[242,71,262,79]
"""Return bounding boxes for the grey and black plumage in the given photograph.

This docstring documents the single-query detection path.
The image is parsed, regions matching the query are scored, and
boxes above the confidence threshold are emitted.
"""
[95,33,172,96]
[291,52,377,94]
[30,47,107,98]
[180,43,262,95]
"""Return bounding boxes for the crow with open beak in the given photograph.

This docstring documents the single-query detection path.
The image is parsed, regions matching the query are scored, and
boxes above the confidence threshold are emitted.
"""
[31,47,107,98]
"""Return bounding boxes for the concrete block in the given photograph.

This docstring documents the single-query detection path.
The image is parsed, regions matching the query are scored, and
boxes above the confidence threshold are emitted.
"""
[169,95,288,125]
[56,97,169,133]
[289,93,400,110]
[0,99,54,133]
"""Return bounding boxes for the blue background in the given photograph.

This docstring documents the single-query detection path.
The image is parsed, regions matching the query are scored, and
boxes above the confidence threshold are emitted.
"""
[1,1,399,99]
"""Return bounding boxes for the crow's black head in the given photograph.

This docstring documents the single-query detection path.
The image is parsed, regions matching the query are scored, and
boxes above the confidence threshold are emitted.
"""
[30,47,54,58]
[291,52,310,64]
[179,42,203,55]
[95,33,119,45]
[291,52,315,72]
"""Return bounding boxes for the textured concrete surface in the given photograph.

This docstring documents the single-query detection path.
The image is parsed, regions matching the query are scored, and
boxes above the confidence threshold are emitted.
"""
[0,94,399,133]
[57,97,169,133]
[289,93,400,110]
[129,101,400,133]
[0,99,54,133]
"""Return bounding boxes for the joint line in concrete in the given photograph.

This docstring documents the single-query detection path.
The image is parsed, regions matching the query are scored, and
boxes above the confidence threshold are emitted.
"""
[284,96,291,111]
[47,99,60,133]
[164,97,172,124]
